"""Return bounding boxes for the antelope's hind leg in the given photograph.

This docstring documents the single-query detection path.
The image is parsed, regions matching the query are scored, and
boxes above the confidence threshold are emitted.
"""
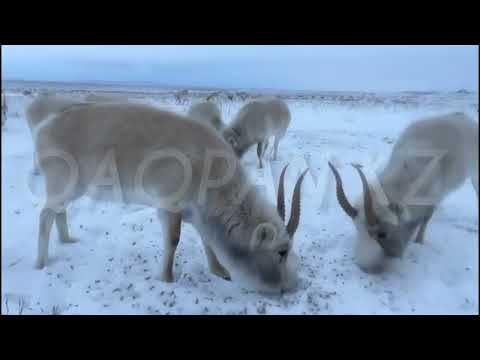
[36,160,78,269]
[36,207,56,269]
[56,210,78,243]
[36,206,75,269]
[158,210,182,282]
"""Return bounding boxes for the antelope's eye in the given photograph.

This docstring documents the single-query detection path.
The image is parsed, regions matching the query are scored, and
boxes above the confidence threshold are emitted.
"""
[278,249,288,257]
[260,228,268,241]
[378,232,387,239]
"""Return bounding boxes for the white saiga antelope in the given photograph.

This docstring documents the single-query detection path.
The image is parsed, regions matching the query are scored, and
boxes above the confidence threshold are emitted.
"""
[188,101,225,132]
[33,101,308,293]
[222,97,291,169]
[328,112,478,273]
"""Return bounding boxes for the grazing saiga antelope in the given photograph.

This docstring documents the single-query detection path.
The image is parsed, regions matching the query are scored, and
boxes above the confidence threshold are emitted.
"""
[188,101,225,132]
[222,97,291,169]
[328,112,478,273]
[33,102,308,293]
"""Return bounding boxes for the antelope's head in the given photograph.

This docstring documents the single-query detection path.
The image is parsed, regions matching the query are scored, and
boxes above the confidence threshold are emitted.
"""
[222,127,250,158]
[328,162,421,273]
[215,164,309,293]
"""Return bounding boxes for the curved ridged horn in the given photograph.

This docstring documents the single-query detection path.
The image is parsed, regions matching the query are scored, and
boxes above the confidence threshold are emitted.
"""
[277,164,289,221]
[286,168,309,237]
[351,164,377,226]
[328,162,358,218]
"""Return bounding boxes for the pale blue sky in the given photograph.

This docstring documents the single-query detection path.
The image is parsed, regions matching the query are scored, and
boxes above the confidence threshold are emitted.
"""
[2,45,478,92]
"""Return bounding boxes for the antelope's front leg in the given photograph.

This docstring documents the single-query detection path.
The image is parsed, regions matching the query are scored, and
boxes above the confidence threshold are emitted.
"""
[202,242,231,281]
[415,207,435,244]
[32,153,41,175]
[158,210,182,282]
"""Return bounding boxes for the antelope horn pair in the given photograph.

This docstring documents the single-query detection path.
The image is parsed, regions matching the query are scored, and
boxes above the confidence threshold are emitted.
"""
[328,162,377,226]
[276,164,309,237]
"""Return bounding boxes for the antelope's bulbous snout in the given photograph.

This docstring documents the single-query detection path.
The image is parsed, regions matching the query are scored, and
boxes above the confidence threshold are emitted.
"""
[256,251,300,294]
[227,245,299,294]
[281,251,300,292]
[354,228,387,273]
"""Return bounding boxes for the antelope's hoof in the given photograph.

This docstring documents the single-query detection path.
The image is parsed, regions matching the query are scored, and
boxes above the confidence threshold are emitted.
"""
[159,272,174,283]
[60,236,79,244]
[211,266,231,281]
[35,259,46,270]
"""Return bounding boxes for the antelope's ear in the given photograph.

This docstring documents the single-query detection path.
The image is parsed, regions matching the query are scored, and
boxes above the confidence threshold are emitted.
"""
[388,202,403,215]
[213,116,222,128]
[223,129,237,147]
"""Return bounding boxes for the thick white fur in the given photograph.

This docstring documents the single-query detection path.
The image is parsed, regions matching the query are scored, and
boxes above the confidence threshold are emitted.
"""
[353,112,478,271]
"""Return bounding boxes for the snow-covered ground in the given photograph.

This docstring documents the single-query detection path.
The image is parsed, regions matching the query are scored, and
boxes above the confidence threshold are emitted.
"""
[1,85,478,315]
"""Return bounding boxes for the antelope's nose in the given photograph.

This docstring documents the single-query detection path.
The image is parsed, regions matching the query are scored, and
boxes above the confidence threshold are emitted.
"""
[359,262,386,274]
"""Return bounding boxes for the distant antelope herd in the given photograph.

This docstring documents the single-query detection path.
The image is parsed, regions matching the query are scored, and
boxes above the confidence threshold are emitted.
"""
[8,89,478,293]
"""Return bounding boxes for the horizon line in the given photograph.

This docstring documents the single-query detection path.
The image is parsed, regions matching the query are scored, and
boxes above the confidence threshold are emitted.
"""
[1,78,477,95]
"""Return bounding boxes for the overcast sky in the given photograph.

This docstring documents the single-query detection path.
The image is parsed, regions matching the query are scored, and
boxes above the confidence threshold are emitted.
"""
[2,45,478,92]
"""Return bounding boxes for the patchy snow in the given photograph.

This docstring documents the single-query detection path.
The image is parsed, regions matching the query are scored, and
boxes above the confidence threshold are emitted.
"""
[1,85,478,315]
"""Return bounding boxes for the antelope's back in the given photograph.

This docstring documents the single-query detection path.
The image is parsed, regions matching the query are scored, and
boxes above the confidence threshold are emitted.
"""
[387,112,477,192]
[188,101,223,130]
[233,97,290,137]
[35,102,241,205]
[26,94,83,131]
[393,112,476,155]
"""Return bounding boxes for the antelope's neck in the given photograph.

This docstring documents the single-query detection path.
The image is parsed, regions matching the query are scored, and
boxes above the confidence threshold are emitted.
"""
[378,164,438,218]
